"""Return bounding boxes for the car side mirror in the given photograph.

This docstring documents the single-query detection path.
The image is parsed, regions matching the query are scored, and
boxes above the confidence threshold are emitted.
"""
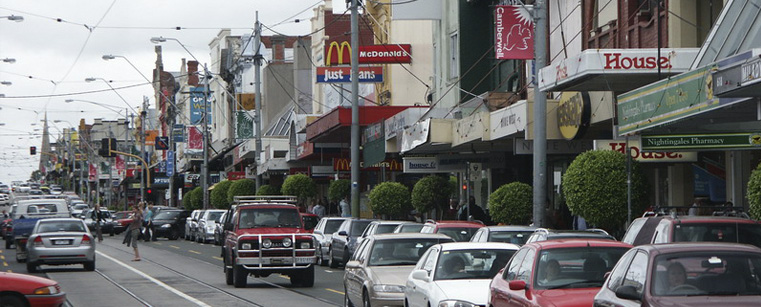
[345,260,360,268]
[338,230,348,236]
[508,280,528,291]
[411,270,430,282]
[224,222,233,231]
[614,285,642,301]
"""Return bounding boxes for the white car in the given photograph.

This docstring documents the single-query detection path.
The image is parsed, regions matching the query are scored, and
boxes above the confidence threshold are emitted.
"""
[404,242,520,307]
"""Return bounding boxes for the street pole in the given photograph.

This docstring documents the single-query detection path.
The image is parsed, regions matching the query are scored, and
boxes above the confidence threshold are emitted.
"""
[350,0,360,218]
[532,0,547,227]
[254,12,263,191]
[141,97,147,202]
[202,64,210,209]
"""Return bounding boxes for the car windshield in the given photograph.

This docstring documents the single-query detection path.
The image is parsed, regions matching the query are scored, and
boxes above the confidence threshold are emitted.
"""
[652,252,761,296]
[489,231,534,244]
[437,227,479,242]
[396,224,424,233]
[368,238,450,266]
[155,211,181,219]
[238,208,301,228]
[73,204,89,210]
[534,247,629,290]
[350,220,372,236]
[37,221,86,233]
[376,224,399,234]
[207,211,224,221]
[673,223,761,248]
[434,248,516,280]
[325,220,344,234]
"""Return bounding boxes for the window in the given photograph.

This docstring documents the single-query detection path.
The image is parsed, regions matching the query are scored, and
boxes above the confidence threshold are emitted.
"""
[506,248,528,280]
[516,249,536,283]
[423,246,439,273]
[622,251,648,294]
[607,249,637,290]
[449,32,458,80]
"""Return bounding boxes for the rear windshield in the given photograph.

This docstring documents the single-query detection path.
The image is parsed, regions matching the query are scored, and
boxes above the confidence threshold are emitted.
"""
[489,231,535,245]
[38,221,86,233]
[325,220,344,234]
[673,223,761,248]
[207,211,224,221]
[155,211,181,219]
[350,220,372,236]
[376,224,399,234]
[437,227,479,242]
[27,204,59,213]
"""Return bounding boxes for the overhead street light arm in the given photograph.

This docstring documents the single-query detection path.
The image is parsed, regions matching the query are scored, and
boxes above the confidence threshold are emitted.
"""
[1,15,24,22]
[84,77,139,115]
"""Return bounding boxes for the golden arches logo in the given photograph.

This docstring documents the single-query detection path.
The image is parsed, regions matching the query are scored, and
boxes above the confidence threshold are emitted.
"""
[334,158,351,171]
[326,41,351,66]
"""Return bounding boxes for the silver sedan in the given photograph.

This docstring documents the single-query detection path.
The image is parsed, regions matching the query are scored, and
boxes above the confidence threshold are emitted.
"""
[26,218,96,273]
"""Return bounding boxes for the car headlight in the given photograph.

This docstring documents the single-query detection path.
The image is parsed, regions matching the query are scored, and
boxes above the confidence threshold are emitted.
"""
[438,300,476,307]
[161,224,172,228]
[241,243,252,250]
[34,285,61,295]
[262,239,272,248]
[372,284,405,293]
[300,242,311,249]
[282,237,292,248]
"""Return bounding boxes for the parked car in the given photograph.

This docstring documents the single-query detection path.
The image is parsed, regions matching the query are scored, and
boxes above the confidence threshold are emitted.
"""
[112,211,133,234]
[405,242,520,307]
[312,217,349,266]
[214,211,228,246]
[488,239,632,307]
[357,220,407,246]
[622,214,761,248]
[301,212,319,232]
[328,218,374,268]
[470,225,537,245]
[185,209,204,241]
[343,233,454,307]
[196,209,225,243]
[69,203,89,218]
[420,220,484,242]
[152,209,191,240]
[392,221,424,233]
[524,228,615,244]
[594,242,761,307]
[0,271,66,306]
[81,208,115,236]
[26,218,96,272]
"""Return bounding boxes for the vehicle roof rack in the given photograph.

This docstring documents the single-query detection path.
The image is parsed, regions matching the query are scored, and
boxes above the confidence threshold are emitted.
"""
[648,206,750,219]
[233,195,298,205]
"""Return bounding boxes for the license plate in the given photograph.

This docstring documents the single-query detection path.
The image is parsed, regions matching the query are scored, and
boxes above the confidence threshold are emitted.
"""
[270,259,284,264]
[53,240,70,245]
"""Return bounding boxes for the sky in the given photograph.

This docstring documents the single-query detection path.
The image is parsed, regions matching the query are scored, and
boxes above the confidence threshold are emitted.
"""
[0,0,333,184]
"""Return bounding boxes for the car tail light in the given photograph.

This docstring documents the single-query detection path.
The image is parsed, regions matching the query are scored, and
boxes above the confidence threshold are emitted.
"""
[81,235,91,245]
[33,236,43,247]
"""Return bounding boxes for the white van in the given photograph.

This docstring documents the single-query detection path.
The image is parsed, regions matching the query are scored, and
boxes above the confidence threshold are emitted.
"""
[11,199,70,220]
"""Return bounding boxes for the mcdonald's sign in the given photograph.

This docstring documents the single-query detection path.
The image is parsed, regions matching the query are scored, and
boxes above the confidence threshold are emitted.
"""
[334,158,351,171]
[333,158,403,171]
[325,41,412,66]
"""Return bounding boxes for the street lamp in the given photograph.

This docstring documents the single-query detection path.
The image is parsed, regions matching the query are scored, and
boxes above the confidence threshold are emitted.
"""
[1,81,11,85]
[65,99,126,116]
[84,77,139,115]
[1,15,23,22]
[1,58,15,63]
[151,36,211,209]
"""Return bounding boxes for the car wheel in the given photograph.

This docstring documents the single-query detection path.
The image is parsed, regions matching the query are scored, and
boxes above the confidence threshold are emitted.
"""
[4,238,11,249]
[224,256,234,285]
[329,248,338,268]
[109,229,114,236]
[26,262,38,273]
[362,289,371,307]
[169,230,179,240]
[343,248,350,266]
[84,260,95,271]
[316,246,326,266]
[344,288,354,307]
[233,264,247,288]
[0,295,24,307]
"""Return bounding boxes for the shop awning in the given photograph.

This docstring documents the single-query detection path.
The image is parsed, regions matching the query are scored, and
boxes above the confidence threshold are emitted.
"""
[538,48,698,92]
[306,106,412,143]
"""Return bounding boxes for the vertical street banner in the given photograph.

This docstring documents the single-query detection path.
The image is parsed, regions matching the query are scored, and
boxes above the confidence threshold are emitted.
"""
[166,150,174,177]
[494,5,534,60]
[236,111,254,139]
[88,162,97,182]
[116,155,125,177]
[187,126,203,151]
[189,87,212,125]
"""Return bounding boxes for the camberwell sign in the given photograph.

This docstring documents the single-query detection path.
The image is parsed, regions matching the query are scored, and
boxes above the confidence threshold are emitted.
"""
[325,41,412,66]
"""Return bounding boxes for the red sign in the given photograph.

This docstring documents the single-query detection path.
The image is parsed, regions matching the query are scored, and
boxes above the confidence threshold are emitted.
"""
[333,158,403,171]
[494,5,534,60]
[187,127,202,150]
[227,171,245,180]
[88,163,97,182]
[325,42,412,66]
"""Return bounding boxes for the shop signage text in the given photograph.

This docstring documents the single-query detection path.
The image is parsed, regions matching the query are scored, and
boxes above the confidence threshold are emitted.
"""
[557,92,590,140]
[333,158,403,171]
[641,133,761,151]
[494,5,534,60]
[594,140,696,162]
[403,157,441,173]
[325,41,412,66]
[316,66,383,83]
[603,53,672,69]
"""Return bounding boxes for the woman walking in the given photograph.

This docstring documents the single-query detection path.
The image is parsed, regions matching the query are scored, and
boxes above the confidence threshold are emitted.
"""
[129,202,143,261]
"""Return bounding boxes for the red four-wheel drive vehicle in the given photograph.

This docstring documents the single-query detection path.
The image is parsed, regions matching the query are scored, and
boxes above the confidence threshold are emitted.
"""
[221,196,316,288]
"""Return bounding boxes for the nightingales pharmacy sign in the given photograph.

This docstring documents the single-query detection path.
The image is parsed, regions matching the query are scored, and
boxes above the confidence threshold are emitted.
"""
[494,5,534,60]
[325,41,412,66]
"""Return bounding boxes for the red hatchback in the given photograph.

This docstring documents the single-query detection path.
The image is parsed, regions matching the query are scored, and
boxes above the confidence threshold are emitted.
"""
[0,271,66,307]
[489,239,632,307]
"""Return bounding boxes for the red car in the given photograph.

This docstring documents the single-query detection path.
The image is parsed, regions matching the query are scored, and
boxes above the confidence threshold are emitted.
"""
[300,212,319,233]
[489,239,632,307]
[112,211,133,234]
[420,220,484,242]
[0,271,66,307]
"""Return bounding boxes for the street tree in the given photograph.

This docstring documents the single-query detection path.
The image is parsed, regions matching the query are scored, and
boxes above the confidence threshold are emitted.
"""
[256,184,281,195]
[369,182,411,219]
[328,179,350,202]
[488,182,533,225]
[210,180,233,209]
[281,174,316,206]
[748,161,761,219]
[227,178,256,204]
[188,187,203,210]
[411,175,451,216]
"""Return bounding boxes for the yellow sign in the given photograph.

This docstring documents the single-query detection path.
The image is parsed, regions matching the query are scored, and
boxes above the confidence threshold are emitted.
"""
[557,92,590,140]
[237,93,255,110]
[326,41,351,66]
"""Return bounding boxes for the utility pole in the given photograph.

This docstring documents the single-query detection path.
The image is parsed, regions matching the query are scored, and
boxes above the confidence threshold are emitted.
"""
[202,64,210,209]
[350,0,360,218]
[141,97,148,202]
[254,12,263,191]
[533,0,547,227]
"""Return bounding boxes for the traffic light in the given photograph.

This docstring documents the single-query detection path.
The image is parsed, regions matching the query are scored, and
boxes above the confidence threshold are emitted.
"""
[99,138,117,157]
[146,188,153,195]
[30,146,36,155]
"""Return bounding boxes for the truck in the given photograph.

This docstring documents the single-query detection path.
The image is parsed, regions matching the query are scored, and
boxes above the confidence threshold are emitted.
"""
[10,199,70,262]
[221,196,316,288]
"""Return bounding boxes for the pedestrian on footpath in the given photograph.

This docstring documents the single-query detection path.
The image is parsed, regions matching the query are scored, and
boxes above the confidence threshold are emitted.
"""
[93,204,103,242]
[129,202,143,261]
[312,201,326,218]
[340,196,351,217]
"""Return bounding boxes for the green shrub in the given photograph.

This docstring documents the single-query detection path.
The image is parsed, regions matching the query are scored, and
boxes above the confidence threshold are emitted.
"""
[488,182,533,225]
[328,179,351,202]
[227,179,256,204]
[210,180,233,209]
[748,161,761,219]
[281,174,316,205]
[369,182,411,218]
[182,190,192,208]
[256,184,281,196]
[189,187,203,210]
[411,175,451,213]
[562,150,647,232]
